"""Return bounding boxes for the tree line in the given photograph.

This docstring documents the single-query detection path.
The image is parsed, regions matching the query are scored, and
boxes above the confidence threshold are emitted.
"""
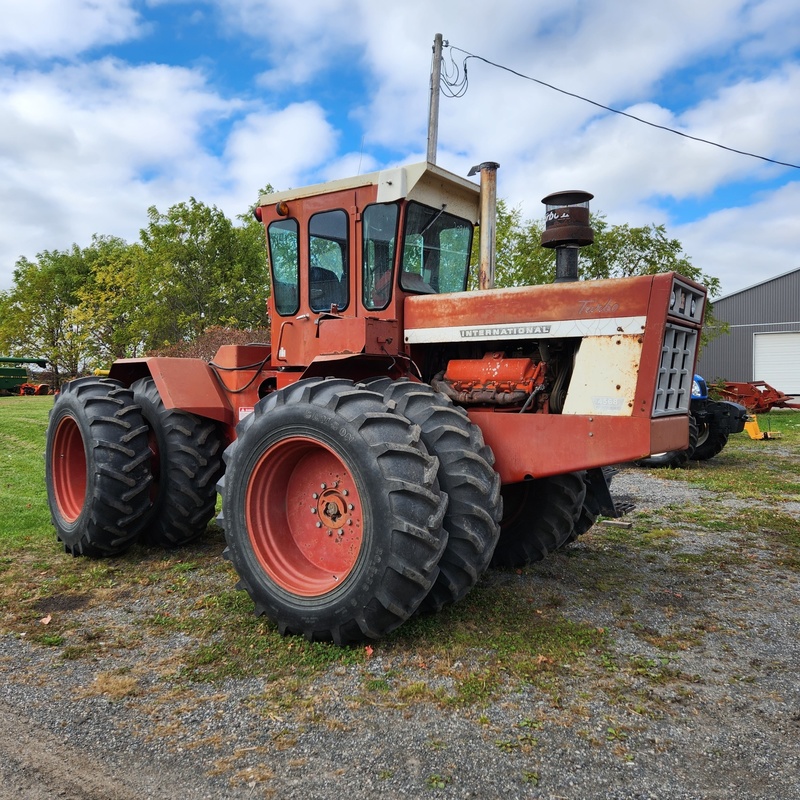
[0,192,720,386]
[473,200,719,293]
[0,198,269,386]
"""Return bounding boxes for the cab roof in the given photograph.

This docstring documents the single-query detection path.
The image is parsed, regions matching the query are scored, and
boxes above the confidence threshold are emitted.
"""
[258,161,482,223]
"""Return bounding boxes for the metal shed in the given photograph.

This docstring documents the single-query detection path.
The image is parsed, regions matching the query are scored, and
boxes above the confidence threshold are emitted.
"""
[696,267,800,394]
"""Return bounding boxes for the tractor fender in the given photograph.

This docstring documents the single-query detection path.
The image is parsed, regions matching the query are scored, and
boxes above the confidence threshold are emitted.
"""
[109,357,234,427]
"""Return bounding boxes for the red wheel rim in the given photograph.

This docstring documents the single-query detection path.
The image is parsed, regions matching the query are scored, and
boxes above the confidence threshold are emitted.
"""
[246,437,365,596]
[51,416,88,523]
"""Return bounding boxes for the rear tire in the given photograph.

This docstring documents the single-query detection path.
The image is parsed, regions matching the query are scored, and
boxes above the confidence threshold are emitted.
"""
[217,378,448,644]
[561,467,614,547]
[491,472,586,568]
[45,378,152,557]
[365,378,502,613]
[131,377,223,547]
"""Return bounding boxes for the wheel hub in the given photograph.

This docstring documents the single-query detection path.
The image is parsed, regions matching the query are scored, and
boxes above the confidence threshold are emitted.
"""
[314,484,356,534]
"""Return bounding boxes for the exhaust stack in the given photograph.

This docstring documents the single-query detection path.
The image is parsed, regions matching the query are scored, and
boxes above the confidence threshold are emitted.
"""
[541,190,594,282]
[468,162,500,290]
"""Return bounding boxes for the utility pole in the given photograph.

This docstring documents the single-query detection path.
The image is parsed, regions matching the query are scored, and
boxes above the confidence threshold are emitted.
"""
[427,33,443,164]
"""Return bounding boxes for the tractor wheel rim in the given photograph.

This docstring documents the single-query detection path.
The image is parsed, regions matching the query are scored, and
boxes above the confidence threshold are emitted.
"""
[51,416,87,523]
[245,437,364,596]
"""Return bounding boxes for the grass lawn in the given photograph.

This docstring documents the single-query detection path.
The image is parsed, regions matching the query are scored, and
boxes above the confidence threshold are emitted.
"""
[1,393,798,704]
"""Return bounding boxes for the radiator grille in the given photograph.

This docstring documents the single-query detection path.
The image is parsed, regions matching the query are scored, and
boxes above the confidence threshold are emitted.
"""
[653,324,699,416]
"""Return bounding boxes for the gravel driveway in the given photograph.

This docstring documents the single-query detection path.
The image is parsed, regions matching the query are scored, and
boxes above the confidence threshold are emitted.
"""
[1,465,798,800]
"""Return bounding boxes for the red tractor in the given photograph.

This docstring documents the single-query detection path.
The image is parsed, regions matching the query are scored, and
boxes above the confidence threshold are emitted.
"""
[45,161,706,644]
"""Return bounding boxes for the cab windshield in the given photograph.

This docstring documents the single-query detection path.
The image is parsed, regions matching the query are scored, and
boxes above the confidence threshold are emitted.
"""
[400,202,473,295]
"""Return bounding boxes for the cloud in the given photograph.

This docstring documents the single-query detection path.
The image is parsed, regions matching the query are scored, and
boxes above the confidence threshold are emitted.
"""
[0,58,238,279]
[1,0,798,301]
[0,52,345,289]
[0,0,143,59]
[675,181,800,297]
[219,102,340,208]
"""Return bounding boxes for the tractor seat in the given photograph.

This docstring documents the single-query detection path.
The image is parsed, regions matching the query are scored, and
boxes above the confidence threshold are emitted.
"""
[309,266,347,311]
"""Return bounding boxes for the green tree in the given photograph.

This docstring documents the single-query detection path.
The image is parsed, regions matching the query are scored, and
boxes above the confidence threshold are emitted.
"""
[72,236,151,365]
[469,199,550,290]
[472,203,723,344]
[0,245,93,385]
[0,194,271,377]
[233,204,271,328]
[477,204,718,293]
[138,198,268,349]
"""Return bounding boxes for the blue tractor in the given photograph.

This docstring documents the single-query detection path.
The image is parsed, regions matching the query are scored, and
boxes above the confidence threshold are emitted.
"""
[638,375,748,468]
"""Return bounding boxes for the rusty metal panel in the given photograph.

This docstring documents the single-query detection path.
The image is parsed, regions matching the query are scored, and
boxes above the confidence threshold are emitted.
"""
[315,316,400,357]
[467,410,688,482]
[404,274,657,343]
[212,344,271,368]
[562,335,642,416]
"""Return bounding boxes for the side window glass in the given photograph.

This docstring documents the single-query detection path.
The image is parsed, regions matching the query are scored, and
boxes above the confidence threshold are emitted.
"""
[309,209,348,312]
[362,203,398,310]
[267,219,299,316]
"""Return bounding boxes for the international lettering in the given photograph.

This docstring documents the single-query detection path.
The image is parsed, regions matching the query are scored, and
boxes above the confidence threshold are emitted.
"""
[460,324,552,338]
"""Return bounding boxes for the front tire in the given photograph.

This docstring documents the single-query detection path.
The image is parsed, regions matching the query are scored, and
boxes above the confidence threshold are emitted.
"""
[692,417,729,461]
[45,378,152,557]
[365,378,502,613]
[217,378,448,644]
[491,472,586,568]
[131,377,223,547]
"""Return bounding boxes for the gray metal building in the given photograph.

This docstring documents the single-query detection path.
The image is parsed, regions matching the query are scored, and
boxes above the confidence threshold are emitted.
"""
[696,267,800,394]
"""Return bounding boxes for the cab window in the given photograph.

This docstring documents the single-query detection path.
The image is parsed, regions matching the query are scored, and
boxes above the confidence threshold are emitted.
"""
[362,203,399,310]
[400,202,473,294]
[309,209,348,312]
[267,218,299,316]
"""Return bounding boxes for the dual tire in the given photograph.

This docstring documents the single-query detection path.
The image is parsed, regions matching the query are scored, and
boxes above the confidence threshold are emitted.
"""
[45,378,152,557]
[45,377,222,556]
[45,375,592,643]
[217,378,501,644]
[490,472,587,567]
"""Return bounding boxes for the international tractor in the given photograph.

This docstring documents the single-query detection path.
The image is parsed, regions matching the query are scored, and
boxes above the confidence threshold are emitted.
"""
[45,161,706,644]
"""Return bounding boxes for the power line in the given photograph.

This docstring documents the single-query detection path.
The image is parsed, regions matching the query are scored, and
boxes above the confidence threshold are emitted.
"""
[440,40,468,98]
[445,44,800,171]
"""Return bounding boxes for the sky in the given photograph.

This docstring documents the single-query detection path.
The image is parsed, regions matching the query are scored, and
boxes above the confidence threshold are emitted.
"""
[1,0,799,299]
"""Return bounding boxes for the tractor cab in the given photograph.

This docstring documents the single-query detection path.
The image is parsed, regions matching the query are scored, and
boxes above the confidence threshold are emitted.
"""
[255,163,481,370]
